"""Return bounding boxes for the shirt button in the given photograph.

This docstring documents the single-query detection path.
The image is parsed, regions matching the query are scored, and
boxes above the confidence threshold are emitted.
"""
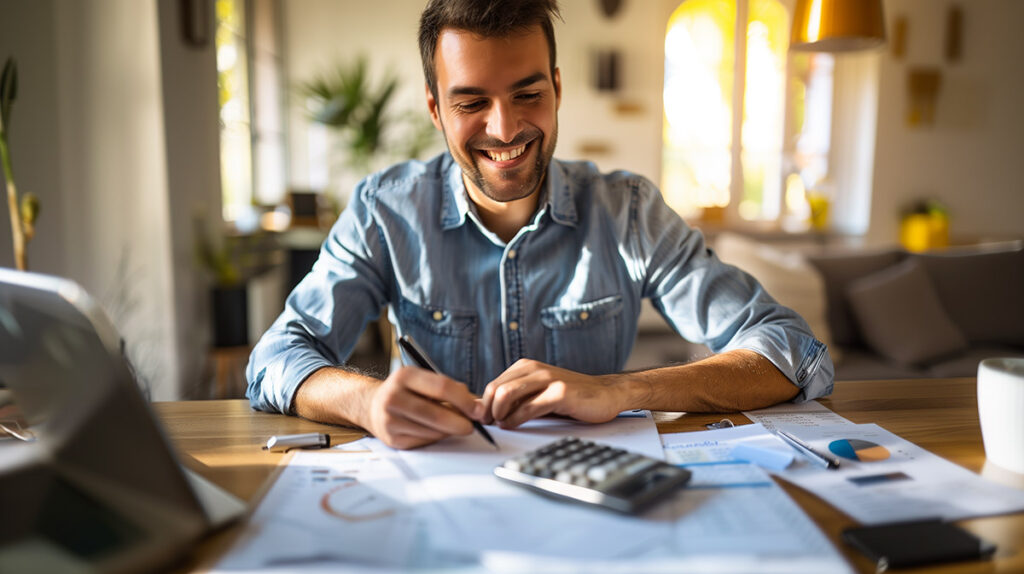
[508,249,517,260]
[432,311,443,321]
[579,311,590,321]
[509,321,519,331]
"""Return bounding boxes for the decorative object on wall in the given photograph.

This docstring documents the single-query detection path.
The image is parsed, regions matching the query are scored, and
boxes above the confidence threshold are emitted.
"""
[180,0,211,48]
[891,15,907,59]
[945,5,963,62]
[790,0,886,52]
[597,0,625,20]
[906,67,942,126]
[592,49,620,92]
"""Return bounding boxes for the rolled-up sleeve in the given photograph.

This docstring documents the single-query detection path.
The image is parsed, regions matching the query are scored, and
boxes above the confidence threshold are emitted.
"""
[633,182,834,402]
[246,181,391,413]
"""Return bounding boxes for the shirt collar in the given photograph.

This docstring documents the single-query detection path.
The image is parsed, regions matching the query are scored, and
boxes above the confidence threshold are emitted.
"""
[440,155,579,231]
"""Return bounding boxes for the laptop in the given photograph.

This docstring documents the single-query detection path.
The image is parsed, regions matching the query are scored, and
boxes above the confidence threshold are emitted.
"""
[0,268,246,573]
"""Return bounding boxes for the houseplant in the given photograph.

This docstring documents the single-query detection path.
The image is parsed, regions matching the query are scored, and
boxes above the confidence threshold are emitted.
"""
[1,57,41,271]
[301,55,437,177]
[194,214,250,348]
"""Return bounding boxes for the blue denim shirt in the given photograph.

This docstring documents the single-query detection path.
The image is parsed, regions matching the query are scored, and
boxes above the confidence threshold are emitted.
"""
[246,153,833,413]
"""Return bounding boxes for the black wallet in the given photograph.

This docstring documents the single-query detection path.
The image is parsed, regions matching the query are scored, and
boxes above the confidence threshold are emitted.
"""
[841,519,996,572]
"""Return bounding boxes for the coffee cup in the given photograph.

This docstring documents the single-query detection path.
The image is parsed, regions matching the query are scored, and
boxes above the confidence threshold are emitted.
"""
[977,358,1024,474]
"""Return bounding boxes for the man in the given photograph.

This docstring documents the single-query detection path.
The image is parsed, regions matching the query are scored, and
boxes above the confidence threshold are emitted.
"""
[246,0,833,449]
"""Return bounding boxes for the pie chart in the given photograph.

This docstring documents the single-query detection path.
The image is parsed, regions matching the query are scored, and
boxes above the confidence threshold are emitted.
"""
[828,438,891,462]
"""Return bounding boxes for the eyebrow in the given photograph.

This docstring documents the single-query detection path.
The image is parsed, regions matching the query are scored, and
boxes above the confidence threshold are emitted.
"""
[447,72,549,98]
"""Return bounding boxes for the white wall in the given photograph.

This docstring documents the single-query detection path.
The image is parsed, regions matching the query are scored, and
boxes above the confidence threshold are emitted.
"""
[870,0,1024,244]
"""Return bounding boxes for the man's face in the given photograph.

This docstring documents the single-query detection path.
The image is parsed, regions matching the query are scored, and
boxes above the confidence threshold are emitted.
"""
[426,26,561,205]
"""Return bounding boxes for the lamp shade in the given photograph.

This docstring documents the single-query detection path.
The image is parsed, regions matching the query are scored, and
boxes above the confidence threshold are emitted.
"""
[790,0,886,52]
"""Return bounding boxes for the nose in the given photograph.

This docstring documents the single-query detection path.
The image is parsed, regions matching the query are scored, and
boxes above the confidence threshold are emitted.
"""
[485,100,519,144]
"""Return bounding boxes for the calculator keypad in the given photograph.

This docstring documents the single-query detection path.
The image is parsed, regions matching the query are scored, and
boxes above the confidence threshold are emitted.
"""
[494,437,691,514]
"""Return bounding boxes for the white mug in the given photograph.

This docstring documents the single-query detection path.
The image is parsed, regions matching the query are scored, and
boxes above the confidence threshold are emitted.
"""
[977,358,1024,474]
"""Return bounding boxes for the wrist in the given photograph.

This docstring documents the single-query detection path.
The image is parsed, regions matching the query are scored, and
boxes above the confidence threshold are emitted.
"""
[613,371,655,411]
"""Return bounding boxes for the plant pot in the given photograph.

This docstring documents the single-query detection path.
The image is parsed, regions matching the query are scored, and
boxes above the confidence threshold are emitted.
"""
[211,285,249,348]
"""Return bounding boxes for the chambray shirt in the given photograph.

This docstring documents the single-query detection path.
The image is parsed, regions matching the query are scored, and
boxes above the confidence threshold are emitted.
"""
[246,153,833,413]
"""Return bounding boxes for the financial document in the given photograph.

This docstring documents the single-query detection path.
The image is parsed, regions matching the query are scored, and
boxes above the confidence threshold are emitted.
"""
[213,413,852,573]
[773,423,1024,524]
[742,400,853,430]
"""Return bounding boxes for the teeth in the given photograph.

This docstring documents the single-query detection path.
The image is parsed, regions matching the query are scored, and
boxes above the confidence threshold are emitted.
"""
[486,144,526,162]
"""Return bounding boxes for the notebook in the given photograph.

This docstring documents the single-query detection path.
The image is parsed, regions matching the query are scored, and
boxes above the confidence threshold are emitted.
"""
[0,268,246,573]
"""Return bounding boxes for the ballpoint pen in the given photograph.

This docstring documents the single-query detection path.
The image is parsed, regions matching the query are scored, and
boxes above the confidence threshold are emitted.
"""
[397,335,499,450]
[776,429,841,470]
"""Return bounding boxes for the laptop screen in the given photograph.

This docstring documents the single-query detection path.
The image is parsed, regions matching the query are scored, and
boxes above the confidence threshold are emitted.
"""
[0,269,210,571]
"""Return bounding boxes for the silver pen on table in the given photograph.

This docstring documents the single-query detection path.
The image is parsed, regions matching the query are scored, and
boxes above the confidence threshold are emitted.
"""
[776,429,841,470]
[398,335,499,450]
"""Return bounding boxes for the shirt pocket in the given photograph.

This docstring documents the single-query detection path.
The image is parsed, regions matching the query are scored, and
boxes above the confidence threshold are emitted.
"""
[396,297,477,386]
[540,295,623,375]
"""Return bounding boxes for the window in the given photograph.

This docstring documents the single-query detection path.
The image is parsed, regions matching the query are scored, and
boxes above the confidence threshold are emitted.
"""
[215,0,287,226]
[662,0,861,229]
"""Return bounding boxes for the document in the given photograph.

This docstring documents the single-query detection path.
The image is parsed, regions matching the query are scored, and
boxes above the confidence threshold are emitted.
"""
[742,400,853,430]
[773,423,1024,524]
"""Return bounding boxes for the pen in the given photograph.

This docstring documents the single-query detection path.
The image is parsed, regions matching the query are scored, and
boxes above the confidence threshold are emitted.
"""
[775,429,841,470]
[263,432,331,452]
[397,335,499,450]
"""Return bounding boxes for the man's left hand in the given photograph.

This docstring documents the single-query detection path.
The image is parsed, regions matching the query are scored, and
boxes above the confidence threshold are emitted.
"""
[480,359,640,429]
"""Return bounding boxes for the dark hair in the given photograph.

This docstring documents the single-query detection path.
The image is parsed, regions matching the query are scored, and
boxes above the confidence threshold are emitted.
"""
[419,0,562,100]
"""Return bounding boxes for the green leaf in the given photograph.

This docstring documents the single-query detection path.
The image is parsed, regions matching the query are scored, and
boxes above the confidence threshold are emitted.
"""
[1,58,16,131]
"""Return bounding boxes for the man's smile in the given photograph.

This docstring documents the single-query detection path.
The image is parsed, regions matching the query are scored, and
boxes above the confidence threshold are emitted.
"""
[477,140,532,166]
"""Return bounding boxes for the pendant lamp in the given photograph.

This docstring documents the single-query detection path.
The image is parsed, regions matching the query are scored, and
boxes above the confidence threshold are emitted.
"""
[790,0,886,52]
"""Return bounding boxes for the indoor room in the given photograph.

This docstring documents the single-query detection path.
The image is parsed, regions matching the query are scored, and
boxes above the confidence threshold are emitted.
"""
[1,0,1023,572]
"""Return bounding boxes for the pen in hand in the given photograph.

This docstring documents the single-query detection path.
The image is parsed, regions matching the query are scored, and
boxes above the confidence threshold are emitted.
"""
[776,429,840,470]
[397,335,499,450]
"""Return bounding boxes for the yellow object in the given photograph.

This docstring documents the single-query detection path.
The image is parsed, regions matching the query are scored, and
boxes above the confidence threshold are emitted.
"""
[807,193,830,230]
[900,213,950,252]
[790,0,886,52]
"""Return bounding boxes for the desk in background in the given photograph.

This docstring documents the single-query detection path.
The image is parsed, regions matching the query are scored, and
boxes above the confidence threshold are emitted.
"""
[156,377,1024,574]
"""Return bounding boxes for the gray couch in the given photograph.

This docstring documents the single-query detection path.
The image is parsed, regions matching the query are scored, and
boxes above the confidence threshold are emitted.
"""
[808,242,1024,380]
[626,238,1024,381]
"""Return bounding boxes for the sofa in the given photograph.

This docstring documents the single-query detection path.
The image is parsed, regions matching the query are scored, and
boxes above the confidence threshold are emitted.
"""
[627,233,1024,381]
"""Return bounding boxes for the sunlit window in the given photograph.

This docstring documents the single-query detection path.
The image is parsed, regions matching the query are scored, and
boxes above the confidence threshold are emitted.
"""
[216,0,253,223]
[662,0,833,224]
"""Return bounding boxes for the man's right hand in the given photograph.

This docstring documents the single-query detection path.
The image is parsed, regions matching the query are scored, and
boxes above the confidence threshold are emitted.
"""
[293,365,483,450]
[364,366,483,449]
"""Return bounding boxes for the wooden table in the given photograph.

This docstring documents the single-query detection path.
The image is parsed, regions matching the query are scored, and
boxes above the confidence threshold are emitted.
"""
[155,377,1024,573]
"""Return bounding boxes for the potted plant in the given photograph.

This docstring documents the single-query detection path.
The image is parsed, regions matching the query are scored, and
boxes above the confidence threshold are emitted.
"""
[194,215,251,348]
[1,57,41,271]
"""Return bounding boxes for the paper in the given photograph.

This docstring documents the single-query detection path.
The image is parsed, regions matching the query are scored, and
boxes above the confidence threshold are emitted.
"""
[742,400,853,430]
[214,450,421,571]
[773,423,1024,524]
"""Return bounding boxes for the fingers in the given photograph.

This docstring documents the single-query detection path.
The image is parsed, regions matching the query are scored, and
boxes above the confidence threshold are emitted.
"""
[484,359,563,425]
[368,367,481,449]
[495,384,565,429]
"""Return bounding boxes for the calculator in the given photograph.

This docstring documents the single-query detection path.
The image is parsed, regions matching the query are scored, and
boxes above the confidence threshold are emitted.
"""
[493,436,691,514]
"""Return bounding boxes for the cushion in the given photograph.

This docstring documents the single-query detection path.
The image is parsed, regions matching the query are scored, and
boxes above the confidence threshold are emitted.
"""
[912,244,1024,346]
[846,258,969,367]
[807,249,905,348]
[713,233,835,358]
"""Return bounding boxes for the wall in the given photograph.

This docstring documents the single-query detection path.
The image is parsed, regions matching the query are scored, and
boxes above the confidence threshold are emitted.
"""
[870,0,1024,244]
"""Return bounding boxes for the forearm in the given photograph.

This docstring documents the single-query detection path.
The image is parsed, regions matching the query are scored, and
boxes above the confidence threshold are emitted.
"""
[292,366,383,429]
[619,349,799,413]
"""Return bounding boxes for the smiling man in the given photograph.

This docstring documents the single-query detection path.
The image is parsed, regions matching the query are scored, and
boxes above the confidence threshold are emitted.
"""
[246,0,834,449]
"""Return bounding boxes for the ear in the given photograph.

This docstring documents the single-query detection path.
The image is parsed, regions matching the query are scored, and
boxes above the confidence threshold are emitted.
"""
[553,67,562,111]
[425,83,443,131]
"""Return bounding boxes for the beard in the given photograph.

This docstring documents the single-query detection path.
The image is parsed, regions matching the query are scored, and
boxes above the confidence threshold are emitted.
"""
[444,122,558,204]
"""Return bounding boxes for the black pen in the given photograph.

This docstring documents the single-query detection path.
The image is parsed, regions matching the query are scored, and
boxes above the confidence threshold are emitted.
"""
[776,429,841,470]
[397,335,498,450]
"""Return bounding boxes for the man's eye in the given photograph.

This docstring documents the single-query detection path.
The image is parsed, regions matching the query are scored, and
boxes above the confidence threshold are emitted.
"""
[516,92,541,102]
[456,100,486,112]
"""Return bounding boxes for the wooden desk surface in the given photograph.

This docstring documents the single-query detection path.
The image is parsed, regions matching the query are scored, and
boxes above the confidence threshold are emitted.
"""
[155,377,1024,573]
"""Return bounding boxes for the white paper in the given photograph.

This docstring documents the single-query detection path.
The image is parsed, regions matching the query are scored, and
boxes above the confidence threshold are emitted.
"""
[742,400,853,430]
[773,423,1024,524]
